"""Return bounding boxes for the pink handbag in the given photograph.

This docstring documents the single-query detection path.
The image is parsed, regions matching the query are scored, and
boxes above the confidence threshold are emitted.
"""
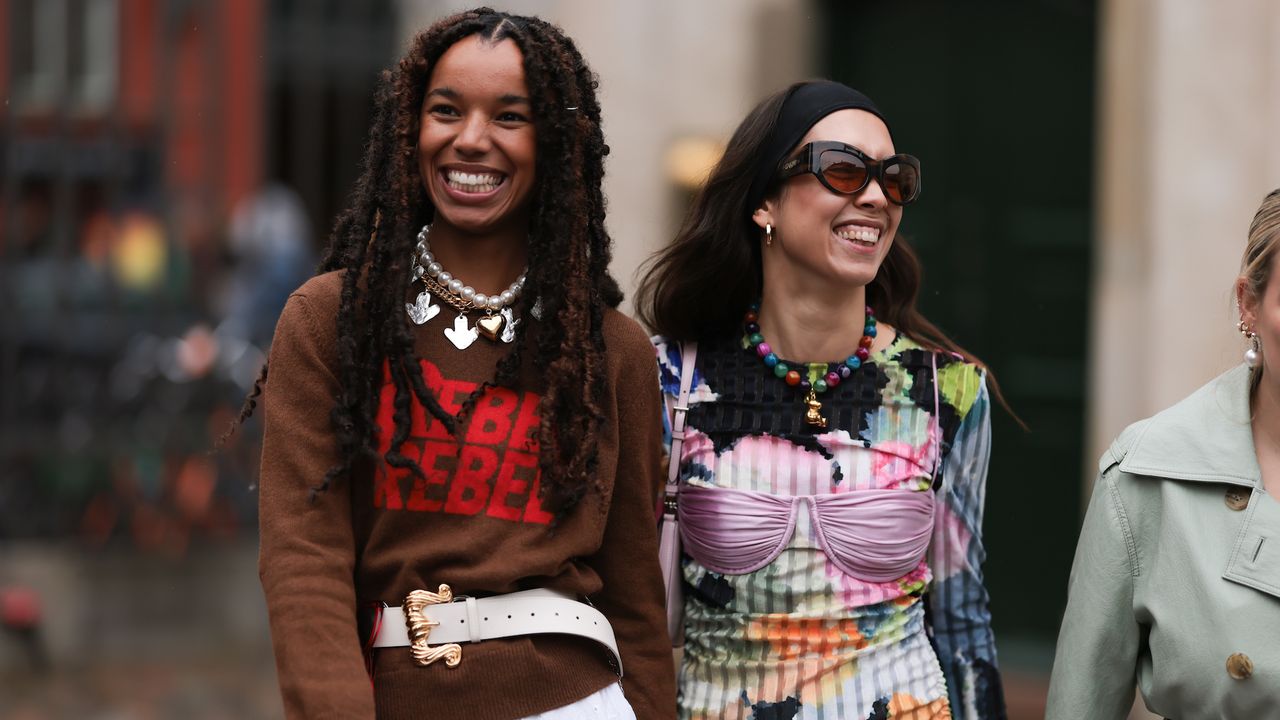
[659,342,697,647]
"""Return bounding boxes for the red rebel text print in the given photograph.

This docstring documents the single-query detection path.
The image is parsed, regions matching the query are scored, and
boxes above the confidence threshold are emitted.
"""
[373,360,554,525]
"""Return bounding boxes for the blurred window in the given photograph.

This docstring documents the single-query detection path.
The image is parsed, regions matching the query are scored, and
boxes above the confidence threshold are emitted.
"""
[11,0,68,110]
[9,0,118,114]
[73,0,120,112]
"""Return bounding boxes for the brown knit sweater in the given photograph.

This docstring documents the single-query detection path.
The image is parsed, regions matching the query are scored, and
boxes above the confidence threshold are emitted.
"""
[258,271,675,720]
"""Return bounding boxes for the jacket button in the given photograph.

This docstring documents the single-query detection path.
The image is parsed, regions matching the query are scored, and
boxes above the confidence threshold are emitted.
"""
[1225,488,1250,511]
[1227,652,1254,680]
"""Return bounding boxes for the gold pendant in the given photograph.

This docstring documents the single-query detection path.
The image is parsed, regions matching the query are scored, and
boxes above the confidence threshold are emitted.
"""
[475,313,505,342]
[803,388,827,429]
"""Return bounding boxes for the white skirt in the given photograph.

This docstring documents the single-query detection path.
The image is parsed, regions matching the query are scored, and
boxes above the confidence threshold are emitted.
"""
[519,683,635,720]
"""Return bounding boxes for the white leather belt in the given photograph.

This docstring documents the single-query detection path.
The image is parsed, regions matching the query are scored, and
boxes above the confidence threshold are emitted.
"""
[373,586,622,675]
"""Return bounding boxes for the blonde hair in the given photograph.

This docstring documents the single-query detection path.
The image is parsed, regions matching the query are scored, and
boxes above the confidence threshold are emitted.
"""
[1242,188,1280,394]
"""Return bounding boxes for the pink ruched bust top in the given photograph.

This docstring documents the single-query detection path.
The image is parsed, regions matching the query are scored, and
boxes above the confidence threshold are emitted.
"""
[678,483,937,583]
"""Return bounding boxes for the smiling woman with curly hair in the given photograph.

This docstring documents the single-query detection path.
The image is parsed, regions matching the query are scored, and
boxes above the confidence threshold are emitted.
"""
[248,8,675,719]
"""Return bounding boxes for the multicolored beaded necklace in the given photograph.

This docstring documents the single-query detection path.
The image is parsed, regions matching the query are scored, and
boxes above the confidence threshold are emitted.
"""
[744,302,877,429]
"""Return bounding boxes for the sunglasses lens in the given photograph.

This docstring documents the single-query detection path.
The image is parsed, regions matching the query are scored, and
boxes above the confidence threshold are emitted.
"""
[818,151,868,193]
[883,160,920,204]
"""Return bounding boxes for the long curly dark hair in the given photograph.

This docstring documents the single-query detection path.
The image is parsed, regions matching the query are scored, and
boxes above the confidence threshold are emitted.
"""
[235,8,621,522]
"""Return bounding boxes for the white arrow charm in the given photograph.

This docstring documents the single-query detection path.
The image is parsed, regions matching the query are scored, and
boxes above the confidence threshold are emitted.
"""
[405,291,441,325]
[443,314,478,350]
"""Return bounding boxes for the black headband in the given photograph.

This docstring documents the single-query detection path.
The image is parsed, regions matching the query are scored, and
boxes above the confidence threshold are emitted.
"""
[746,81,888,211]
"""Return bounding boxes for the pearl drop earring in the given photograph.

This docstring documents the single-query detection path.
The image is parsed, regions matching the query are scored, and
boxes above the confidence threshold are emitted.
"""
[1245,333,1262,368]
[1239,319,1262,368]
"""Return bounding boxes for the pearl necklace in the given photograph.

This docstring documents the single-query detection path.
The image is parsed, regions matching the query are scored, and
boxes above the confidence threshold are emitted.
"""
[744,302,877,429]
[405,224,526,350]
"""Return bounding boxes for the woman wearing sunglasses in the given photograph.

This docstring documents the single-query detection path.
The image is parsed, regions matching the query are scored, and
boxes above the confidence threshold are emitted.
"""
[637,80,1006,719]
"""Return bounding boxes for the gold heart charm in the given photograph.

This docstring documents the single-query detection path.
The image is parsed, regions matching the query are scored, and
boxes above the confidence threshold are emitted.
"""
[476,313,505,342]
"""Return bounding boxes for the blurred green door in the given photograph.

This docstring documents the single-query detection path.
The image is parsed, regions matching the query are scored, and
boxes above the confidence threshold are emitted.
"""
[821,0,1096,664]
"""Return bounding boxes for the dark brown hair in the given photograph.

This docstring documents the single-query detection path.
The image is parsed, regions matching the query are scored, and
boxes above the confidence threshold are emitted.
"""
[234,8,621,522]
[637,80,988,368]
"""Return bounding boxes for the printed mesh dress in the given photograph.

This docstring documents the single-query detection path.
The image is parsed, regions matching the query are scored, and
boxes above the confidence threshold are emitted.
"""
[655,332,1006,720]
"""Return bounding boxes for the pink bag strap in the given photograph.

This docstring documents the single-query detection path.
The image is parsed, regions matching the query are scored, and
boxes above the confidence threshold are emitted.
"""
[662,342,698,520]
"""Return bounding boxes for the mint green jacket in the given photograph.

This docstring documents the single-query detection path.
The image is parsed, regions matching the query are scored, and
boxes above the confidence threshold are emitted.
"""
[1047,365,1279,719]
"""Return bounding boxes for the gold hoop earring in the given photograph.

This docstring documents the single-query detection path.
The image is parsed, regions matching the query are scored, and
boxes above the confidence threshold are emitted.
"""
[765,223,773,247]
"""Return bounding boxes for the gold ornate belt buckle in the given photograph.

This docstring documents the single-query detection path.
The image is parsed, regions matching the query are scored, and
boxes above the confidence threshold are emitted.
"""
[403,584,462,667]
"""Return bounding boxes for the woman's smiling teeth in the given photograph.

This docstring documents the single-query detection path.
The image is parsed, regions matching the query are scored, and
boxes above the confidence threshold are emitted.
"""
[445,170,505,193]
[835,224,881,247]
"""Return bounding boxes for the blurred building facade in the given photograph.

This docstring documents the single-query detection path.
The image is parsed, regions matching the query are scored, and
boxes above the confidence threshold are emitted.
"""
[1090,0,1280,479]
[1,0,268,546]
[1,1,1278,718]
[0,3,394,715]
[0,0,396,543]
